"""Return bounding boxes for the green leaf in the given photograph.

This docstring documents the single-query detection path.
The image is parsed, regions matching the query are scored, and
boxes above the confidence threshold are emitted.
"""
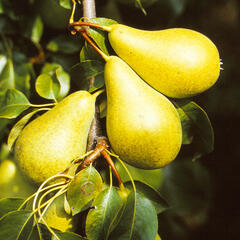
[161,159,212,221]
[175,100,214,160]
[88,18,118,55]
[58,0,73,9]
[35,73,59,100]
[71,60,104,92]
[125,181,168,214]
[0,210,33,240]
[0,58,15,91]
[14,63,31,97]
[108,191,158,240]
[55,230,87,239]
[0,89,31,119]
[31,15,44,43]
[86,187,123,240]
[7,108,50,149]
[47,35,83,54]
[115,161,163,192]
[67,165,103,215]
[55,67,70,100]
[0,198,25,218]
[80,44,103,62]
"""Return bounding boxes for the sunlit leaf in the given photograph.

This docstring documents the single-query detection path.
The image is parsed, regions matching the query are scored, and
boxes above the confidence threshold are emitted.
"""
[56,67,70,100]
[67,165,103,215]
[86,186,123,240]
[0,210,33,240]
[7,108,50,149]
[0,89,31,119]
[88,18,118,55]
[0,58,15,91]
[31,15,44,43]
[35,73,59,100]
[175,100,214,160]
[108,191,158,240]
[58,0,73,9]
[0,198,25,218]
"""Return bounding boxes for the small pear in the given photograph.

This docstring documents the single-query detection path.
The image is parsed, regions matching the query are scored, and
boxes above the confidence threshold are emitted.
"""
[0,159,36,199]
[105,56,182,169]
[43,194,76,232]
[99,24,220,98]
[15,91,101,184]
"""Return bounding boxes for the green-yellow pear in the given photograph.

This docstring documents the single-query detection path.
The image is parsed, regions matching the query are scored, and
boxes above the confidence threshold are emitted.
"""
[82,23,220,98]
[104,56,182,169]
[43,194,76,232]
[15,90,101,184]
[0,159,36,199]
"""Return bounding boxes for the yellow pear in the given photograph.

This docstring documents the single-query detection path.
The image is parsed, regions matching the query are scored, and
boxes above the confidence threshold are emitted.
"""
[43,194,76,232]
[155,233,162,240]
[0,159,36,199]
[104,56,182,169]
[15,90,101,184]
[96,24,220,98]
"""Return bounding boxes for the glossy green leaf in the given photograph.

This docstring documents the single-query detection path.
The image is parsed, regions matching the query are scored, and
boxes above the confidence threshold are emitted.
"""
[88,18,118,55]
[35,73,59,100]
[67,165,103,215]
[55,67,70,99]
[115,161,163,192]
[175,100,214,160]
[71,60,104,92]
[47,35,83,54]
[108,191,158,240]
[125,181,168,214]
[7,108,50,149]
[0,89,31,119]
[0,198,25,218]
[0,210,33,240]
[86,186,123,240]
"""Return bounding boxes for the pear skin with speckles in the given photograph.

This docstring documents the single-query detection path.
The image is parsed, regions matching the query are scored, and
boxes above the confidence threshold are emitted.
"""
[105,56,182,169]
[106,25,220,98]
[15,91,100,184]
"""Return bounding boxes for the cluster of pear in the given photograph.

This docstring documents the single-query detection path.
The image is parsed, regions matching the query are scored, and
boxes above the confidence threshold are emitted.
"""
[11,22,220,234]
[14,23,220,185]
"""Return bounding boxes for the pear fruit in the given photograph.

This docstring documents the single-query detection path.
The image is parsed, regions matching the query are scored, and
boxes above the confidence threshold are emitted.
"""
[15,90,101,184]
[104,56,182,169]
[0,159,36,199]
[43,194,76,232]
[99,24,220,98]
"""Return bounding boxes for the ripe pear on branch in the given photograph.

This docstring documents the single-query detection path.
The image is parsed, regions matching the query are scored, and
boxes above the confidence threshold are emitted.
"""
[78,32,182,169]
[15,90,103,185]
[71,21,221,98]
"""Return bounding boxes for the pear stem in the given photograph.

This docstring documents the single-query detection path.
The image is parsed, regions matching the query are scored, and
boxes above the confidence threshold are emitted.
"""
[69,20,112,32]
